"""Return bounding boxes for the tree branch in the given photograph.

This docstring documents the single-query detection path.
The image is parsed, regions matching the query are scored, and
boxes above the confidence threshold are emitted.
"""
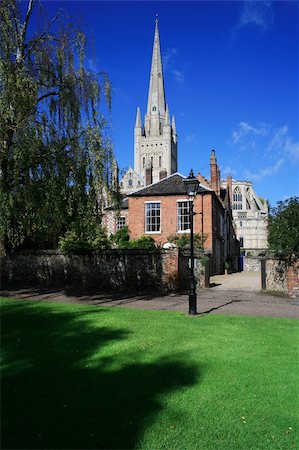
[22,10,62,61]
[37,91,59,103]
[17,0,37,62]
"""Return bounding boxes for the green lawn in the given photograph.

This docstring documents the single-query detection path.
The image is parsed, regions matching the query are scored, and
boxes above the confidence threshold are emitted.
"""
[1,297,298,450]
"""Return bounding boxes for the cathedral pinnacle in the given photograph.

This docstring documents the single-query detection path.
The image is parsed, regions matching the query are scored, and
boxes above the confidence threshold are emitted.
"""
[146,16,166,119]
[135,107,141,128]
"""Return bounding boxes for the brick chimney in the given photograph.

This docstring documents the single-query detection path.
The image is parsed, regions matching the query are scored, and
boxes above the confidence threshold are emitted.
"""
[210,149,219,195]
[145,166,153,186]
[159,170,167,180]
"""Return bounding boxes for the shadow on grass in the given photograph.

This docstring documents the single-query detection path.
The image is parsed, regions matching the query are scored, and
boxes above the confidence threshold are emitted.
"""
[1,301,199,449]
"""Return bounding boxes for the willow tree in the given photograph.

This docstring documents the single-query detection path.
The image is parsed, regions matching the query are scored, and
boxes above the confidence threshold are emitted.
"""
[0,0,114,250]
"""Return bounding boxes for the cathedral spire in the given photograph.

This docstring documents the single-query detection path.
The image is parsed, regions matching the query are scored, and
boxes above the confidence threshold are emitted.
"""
[146,16,166,118]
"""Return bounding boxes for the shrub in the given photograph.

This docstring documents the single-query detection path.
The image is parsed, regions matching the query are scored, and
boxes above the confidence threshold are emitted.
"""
[167,233,207,250]
[110,226,130,249]
[128,235,156,249]
[110,227,156,250]
[58,222,110,254]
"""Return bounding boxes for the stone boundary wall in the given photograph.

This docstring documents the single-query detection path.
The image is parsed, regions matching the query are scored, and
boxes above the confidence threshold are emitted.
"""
[178,250,210,291]
[0,249,180,293]
[263,258,299,298]
[244,257,261,272]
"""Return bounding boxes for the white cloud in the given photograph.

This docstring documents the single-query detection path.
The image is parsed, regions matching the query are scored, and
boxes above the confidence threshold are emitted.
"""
[232,121,270,144]
[267,125,299,164]
[163,48,177,70]
[185,134,195,144]
[171,69,184,83]
[244,158,284,181]
[222,166,237,177]
[234,1,274,32]
[231,121,299,181]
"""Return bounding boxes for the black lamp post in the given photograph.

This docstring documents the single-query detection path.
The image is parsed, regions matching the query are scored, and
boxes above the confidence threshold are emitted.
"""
[183,169,200,315]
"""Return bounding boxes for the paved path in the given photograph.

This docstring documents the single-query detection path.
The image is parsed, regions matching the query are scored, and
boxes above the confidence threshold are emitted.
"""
[210,271,261,291]
[1,285,298,319]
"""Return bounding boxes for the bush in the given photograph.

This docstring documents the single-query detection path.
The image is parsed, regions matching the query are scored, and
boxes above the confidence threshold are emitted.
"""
[167,233,207,250]
[128,235,156,249]
[110,227,156,250]
[58,222,110,254]
[110,226,130,249]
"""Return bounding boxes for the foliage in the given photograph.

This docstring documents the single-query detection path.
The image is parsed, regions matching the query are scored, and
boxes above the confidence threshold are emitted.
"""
[0,0,115,250]
[224,260,231,270]
[128,235,156,250]
[268,196,299,258]
[167,232,207,250]
[110,225,130,248]
[58,219,110,254]
[110,226,156,249]
[1,297,298,450]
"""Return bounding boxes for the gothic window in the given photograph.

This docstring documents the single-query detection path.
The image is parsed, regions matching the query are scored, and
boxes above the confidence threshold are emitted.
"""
[117,216,126,231]
[240,237,244,247]
[152,106,157,112]
[128,179,133,187]
[159,156,162,167]
[177,201,190,232]
[233,187,242,210]
[145,202,161,233]
[151,156,153,166]
[143,157,145,168]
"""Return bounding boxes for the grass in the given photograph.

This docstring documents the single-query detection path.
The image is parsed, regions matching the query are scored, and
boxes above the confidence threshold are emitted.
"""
[1,297,298,450]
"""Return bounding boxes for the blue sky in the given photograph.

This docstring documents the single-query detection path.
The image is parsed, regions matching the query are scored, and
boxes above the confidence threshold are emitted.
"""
[24,1,298,206]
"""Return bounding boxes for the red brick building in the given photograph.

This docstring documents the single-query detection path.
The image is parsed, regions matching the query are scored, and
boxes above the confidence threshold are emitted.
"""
[103,150,240,275]
[127,169,239,274]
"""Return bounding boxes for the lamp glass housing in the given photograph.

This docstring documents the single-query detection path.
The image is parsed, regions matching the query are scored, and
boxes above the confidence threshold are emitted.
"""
[183,170,199,198]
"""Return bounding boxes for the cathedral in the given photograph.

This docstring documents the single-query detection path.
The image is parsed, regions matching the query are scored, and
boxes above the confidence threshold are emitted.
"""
[106,17,268,256]
[119,17,177,194]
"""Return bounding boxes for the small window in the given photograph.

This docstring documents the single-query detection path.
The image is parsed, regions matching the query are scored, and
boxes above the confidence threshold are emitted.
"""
[233,187,242,210]
[152,106,157,112]
[159,156,162,167]
[145,203,161,233]
[143,157,145,168]
[240,237,244,247]
[117,217,126,231]
[177,201,190,232]
[128,179,133,187]
[151,156,153,167]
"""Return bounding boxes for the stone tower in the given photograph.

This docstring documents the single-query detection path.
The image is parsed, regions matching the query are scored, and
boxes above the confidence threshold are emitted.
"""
[134,17,178,184]
[119,17,178,194]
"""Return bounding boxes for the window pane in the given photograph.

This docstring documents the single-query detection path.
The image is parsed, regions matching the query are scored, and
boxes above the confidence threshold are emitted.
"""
[177,201,190,231]
[145,203,161,232]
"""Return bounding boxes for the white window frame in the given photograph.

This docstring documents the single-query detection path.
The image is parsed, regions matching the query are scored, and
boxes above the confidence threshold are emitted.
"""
[145,201,161,234]
[116,216,126,231]
[177,200,191,233]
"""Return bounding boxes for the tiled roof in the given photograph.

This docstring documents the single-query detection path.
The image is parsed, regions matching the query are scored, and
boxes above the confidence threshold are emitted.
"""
[129,173,211,197]
[105,196,128,210]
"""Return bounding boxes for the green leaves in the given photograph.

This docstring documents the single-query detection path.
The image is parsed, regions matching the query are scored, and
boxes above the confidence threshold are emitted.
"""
[0,1,115,251]
[268,197,299,258]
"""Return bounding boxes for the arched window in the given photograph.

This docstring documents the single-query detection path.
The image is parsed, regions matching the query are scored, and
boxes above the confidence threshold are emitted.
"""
[152,106,157,112]
[233,187,242,210]
[240,237,244,247]
[128,179,133,187]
